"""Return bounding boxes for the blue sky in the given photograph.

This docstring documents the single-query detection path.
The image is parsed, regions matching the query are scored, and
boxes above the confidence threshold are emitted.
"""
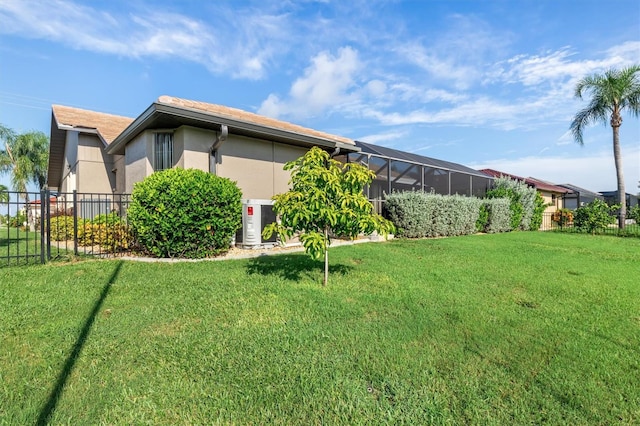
[1,0,639,194]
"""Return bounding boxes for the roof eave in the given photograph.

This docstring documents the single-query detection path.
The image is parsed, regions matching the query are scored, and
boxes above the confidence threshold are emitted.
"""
[106,102,360,155]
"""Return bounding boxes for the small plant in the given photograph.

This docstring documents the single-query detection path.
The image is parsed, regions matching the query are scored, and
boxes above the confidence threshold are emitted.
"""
[78,213,132,251]
[551,208,574,227]
[263,147,394,286]
[574,199,619,234]
[49,215,76,241]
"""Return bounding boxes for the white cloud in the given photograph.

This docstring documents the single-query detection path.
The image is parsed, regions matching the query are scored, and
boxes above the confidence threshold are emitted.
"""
[490,41,640,87]
[258,47,361,118]
[471,145,640,193]
[0,0,289,79]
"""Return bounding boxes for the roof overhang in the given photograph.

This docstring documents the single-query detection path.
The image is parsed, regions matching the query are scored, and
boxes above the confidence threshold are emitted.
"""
[106,101,360,155]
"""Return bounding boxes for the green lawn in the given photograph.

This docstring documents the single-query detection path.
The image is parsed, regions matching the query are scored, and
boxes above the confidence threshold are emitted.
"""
[1,232,639,424]
[0,226,43,267]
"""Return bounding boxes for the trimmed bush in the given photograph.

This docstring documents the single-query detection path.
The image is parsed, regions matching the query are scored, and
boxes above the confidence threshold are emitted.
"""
[481,198,511,233]
[486,176,537,231]
[128,168,242,258]
[385,191,481,238]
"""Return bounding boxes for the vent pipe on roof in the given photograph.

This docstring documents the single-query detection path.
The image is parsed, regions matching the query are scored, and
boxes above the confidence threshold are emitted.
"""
[210,125,229,175]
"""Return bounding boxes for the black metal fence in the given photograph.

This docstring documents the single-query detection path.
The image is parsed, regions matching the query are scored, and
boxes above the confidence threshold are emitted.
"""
[1,190,132,267]
[541,211,640,237]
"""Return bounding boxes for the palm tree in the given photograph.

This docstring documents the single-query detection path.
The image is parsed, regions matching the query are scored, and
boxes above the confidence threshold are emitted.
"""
[570,65,640,229]
[0,125,49,193]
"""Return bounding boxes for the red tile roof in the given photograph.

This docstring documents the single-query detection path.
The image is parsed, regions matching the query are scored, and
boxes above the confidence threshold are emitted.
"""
[479,169,570,193]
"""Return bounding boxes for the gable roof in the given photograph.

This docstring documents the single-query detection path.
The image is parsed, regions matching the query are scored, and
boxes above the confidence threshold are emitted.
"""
[48,106,134,189]
[479,169,570,193]
[52,105,134,145]
[106,96,357,155]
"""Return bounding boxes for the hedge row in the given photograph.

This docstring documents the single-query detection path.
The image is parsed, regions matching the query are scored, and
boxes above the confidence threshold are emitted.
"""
[385,191,515,238]
[385,192,482,238]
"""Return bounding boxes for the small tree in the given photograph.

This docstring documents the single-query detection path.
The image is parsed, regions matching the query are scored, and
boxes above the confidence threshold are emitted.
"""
[263,147,394,286]
[574,199,619,234]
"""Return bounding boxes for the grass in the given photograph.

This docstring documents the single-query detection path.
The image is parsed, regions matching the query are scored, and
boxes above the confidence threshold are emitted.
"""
[0,226,43,267]
[1,232,639,424]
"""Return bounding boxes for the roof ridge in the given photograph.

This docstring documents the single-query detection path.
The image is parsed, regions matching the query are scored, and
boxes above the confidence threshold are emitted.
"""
[156,95,354,145]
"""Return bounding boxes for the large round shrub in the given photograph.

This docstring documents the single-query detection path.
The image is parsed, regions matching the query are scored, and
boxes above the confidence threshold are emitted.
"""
[128,168,242,258]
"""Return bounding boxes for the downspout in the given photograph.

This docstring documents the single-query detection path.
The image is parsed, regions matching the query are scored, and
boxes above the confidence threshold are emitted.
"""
[329,146,341,158]
[209,124,228,175]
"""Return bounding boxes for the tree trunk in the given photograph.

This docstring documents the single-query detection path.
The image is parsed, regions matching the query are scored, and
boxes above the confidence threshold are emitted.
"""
[323,227,329,286]
[612,123,626,229]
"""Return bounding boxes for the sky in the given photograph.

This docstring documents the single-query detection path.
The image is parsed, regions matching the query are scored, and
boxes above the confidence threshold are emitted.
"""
[0,0,639,194]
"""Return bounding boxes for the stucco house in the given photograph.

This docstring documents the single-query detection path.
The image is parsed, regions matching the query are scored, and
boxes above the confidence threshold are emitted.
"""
[47,96,492,219]
[48,96,358,199]
[479,169,571,214]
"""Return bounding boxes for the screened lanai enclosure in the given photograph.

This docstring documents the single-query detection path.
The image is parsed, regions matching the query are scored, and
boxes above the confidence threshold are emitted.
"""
[335,141,493,213]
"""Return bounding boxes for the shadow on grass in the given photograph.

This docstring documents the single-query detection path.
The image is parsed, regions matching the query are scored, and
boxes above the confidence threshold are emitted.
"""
[37,260,124,426]
[246,253,353,282]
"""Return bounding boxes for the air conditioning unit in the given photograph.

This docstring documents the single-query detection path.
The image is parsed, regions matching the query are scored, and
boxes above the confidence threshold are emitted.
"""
[236,199,278,249]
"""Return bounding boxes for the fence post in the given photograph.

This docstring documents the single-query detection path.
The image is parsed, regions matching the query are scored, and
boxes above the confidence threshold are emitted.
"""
[40,189,45,264]
[46,189,51,261]
[73,190,78,256]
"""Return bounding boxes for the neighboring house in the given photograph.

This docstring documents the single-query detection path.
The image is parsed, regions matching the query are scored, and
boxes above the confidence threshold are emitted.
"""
[479,169,571,214]
[599,191,639,210]
[556,183,604,210]
[47,96,492,211]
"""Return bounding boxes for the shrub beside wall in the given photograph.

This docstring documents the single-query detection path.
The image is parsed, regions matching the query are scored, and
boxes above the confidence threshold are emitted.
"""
[128,168,242,258]
[385,191,481,238]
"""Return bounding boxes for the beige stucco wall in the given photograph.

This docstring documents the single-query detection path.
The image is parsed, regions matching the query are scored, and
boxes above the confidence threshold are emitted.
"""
[75,134,116,193]
[121,126,308,198]
[58,130,79,193]
[177,126,214,170]
[113,154,126,194]
[125,132,152,193]
[541,191,564,214]
[217,135,307,199]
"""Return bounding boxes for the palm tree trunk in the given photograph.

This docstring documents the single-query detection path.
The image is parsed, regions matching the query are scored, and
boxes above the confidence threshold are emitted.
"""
[612,124,626,229]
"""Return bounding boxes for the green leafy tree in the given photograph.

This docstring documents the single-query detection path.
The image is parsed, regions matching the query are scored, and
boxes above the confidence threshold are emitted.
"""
[263,147,394,286]
[570,65,640,229]
[574,199,619,234]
